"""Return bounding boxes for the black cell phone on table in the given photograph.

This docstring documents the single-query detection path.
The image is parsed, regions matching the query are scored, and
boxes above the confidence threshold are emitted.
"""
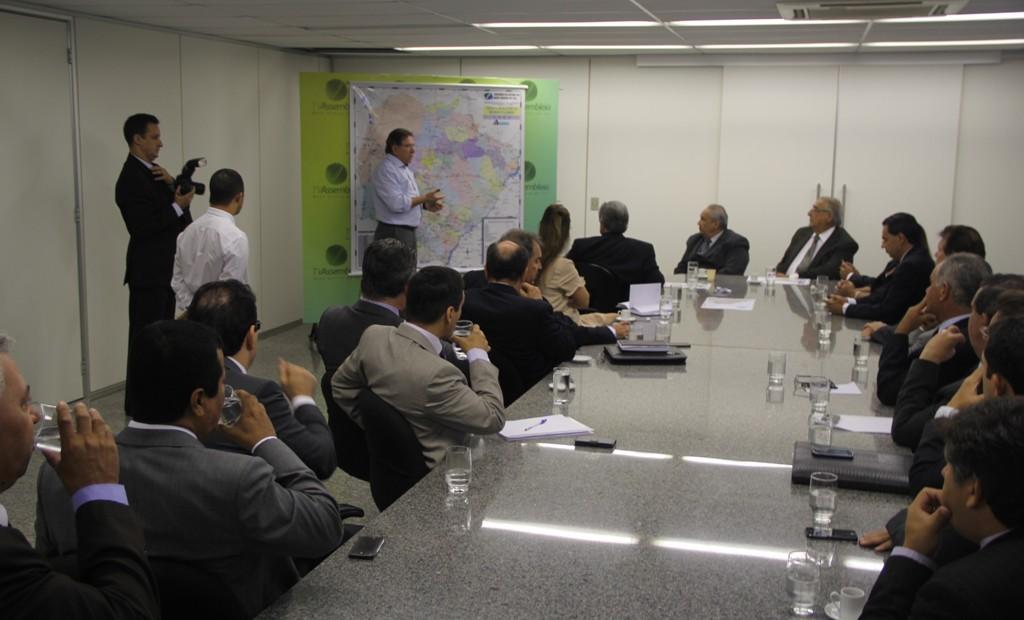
[794,375,838,390]
[806,527,858,542]
[348,535,385,560]
[810,445,855,460]
[574,437,617,450]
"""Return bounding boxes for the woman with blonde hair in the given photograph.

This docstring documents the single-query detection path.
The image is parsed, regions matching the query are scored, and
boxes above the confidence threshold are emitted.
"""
[537,204,616,327]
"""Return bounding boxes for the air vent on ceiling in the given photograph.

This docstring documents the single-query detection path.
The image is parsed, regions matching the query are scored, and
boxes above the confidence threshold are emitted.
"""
[778,1,969,20]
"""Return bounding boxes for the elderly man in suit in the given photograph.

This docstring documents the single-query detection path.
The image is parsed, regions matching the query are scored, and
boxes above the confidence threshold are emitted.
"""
[0,334,160,619]
[332,266,505,469]
[35,320,345,618]
[186,279,336,479]
[775,196,858,280]
[674,204,750,276]
[860,396,1024,619]
[566,200,664,285]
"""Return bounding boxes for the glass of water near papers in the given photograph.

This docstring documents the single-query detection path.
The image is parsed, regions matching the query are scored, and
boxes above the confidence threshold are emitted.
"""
[785,550,819,617]
[765,267,777,288]
[445,445,472,495]
[552,367,573,413]
[32,402,62,453]
[809,472,838,537]
[686,261,699,285]
[768,351,786,386]
[853,333,869,367]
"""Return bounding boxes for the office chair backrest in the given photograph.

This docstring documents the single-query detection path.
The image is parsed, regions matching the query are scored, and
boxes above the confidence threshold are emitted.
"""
[358,389,429,511]
[321,372,371,482]
[574,261,626,312]
[150,557,247,620]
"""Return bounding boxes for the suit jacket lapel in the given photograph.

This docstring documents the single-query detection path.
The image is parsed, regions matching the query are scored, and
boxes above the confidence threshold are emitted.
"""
[395,322,437,355]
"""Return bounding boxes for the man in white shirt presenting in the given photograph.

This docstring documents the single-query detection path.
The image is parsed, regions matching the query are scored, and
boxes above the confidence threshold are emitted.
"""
[172,168,249,312]
[370,128,445,264]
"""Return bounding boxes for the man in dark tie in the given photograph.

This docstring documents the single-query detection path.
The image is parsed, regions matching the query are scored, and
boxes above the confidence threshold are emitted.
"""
[775,197,858,279]
[673,204,750,275]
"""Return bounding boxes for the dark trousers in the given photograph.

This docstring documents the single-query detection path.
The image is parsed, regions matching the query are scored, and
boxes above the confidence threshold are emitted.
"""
[125,284,175,412]
[374,222,417,265]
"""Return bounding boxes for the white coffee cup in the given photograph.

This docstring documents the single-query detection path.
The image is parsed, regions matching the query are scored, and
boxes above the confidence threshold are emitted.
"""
[829,586,866,620]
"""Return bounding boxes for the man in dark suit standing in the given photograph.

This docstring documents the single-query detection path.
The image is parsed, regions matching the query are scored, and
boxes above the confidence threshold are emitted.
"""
[187,280,337,479]
[0,334,160,619]
[566,200,664,285]
[826,212,934,324]
[462,241,577,403]
[860,397,1024,619]
[116,113,194,412]
[673,204,750,275]
[775,196,858,279]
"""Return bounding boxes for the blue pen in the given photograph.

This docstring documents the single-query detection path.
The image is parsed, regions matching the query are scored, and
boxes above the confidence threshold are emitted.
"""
[523,418,548,432]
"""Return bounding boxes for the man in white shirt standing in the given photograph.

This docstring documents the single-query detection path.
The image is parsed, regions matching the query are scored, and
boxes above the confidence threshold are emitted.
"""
[370,128,445,264]
[172,168,249,312]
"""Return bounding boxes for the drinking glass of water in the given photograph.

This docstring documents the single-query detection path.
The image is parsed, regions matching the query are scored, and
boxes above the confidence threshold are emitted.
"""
[219,384,243,427]
[786,550,820,617]
[687,261,699,285]
[32,402,62,453]
[809,472,839,537]
[765,267,777,287]
[853,333,869,367]
[767,351,786,386]
[808,410,833,448]
[552,367,572,412]
[808,378,831,416]
[815,307,832,342]
[445,445,472,494]
[454,320,473,338]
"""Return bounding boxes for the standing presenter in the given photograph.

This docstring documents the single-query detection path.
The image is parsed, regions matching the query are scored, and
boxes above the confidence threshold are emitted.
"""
[370,128,444,264]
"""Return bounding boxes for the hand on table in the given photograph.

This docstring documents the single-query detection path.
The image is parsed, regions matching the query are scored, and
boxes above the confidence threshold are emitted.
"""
[858,527,894,553]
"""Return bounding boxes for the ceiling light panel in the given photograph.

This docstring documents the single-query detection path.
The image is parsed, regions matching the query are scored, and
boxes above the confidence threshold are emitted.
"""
[867,21,1024,42]
[677,25,865,46]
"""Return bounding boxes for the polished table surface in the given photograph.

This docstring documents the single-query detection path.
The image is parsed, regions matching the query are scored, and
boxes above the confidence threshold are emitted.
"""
[261,276,908,619]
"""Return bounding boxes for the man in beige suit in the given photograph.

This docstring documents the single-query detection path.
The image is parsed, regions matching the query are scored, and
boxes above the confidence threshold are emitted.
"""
[332,266,505,468]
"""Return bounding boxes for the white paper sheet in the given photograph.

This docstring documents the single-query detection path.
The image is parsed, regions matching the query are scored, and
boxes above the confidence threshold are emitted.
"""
[701,297,756,311]
[834,415,893,434]
[747,276,810,286]
[831,382,863,395]
[499,415,594,441]
[629,282,662,315]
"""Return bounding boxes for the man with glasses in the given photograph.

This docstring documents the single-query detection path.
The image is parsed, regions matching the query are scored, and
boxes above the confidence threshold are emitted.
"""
[370,128,445,264]
[774,196,858,280]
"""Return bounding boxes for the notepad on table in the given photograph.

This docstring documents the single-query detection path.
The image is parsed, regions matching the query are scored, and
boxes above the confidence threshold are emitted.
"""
[499,415,594,441]
[628,282,662,316]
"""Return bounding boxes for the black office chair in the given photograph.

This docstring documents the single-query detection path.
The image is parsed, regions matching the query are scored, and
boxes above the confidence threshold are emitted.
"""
[574,261,626,312]
[320,372,371,482]
[358,389,429,512]
[487,348,526,406]
[150,558,248,620]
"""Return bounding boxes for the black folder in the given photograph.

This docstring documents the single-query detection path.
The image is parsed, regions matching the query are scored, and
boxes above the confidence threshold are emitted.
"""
[790,441,913,495]
[603,345,687,365]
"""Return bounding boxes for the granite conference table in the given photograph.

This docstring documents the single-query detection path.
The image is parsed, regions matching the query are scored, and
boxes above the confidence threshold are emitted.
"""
[261,276,909,619]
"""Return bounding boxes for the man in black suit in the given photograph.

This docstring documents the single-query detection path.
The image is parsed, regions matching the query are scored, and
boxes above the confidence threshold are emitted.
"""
[826,212,934,324]
[874,253,990,406]
[774,197,858,279]
[566,200,664,285]
[674,204,750,275]
[462,241,578,403]
[860,397,1024,619]
[187,280,337,479]
[0,335,160,619]
[117,113,194,413]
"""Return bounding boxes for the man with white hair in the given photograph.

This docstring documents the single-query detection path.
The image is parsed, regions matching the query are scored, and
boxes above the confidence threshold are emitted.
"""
[775,197,859,280]
[566,200,664,286]
[673,204,750,275]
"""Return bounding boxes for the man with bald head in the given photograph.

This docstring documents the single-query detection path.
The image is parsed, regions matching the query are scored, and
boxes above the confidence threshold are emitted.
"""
[775,197,859,279]
[673,204,750,275]
[462,240,577,404]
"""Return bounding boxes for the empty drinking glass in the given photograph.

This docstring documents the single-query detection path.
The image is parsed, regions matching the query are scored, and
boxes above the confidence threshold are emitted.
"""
[220,384,243,427]
[32,403,62,453]
[809,472,839,537]
[445,445,472,494]
[786,551,820,617]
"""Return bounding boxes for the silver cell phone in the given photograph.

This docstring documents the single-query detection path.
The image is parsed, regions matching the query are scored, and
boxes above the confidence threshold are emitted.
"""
[348,535,385,560]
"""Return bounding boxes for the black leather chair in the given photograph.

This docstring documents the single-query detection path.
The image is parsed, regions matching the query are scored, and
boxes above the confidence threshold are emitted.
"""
[150,558,248,620]
[487,348,526,406]
[320,372,371,482]
[574,261,626,312]
[358,389,429,511]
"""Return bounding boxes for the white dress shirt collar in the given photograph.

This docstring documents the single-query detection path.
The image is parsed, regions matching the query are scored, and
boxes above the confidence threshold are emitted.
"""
[205,206,236,224]
[405,321,443,355]
[132,154,154,170]
[937,313,970,333]
[127,420,198,440]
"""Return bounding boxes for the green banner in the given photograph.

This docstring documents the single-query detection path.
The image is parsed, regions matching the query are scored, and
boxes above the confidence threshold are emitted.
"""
[299,72,558,322]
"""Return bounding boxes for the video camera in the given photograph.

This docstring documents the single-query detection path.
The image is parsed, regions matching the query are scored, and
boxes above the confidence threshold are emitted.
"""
[175,157,207,195]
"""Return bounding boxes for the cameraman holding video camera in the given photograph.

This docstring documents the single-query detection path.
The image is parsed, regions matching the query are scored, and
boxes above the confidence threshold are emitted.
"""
[116,113,195,414]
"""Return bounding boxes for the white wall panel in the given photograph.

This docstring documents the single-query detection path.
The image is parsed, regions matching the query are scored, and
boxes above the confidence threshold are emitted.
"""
[953,59,1024,274]
[75,18,183,392]
[259,48,319,329]
[586,57,723,277]
[0,11,82,401]
[718,66,839,274]
[331,56,461,76]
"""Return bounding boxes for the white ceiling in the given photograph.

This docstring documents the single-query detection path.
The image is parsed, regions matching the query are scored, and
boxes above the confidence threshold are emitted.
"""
[15,0,1024,54]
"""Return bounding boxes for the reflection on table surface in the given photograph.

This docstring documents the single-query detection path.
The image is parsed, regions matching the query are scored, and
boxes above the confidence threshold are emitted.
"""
[260,275,907,619]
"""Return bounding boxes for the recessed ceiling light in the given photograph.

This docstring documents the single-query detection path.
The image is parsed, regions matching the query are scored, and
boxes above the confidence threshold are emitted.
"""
[395,46,539,52]
[475,21,660,29]
[546,45,691,50]
[697,43,858,50]
[671,18,864,26]
[876,11,1024,24]
[863,39,1024,47]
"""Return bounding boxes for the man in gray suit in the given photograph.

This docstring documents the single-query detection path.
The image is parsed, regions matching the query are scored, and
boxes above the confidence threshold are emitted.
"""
[35,320,345,618]
[333,266,506,469]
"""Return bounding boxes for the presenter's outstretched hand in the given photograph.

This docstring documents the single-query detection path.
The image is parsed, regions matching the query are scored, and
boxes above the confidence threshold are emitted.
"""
[424,189,445,212]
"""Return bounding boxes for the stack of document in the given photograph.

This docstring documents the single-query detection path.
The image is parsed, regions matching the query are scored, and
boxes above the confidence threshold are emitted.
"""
[499,415,594,440]
[617,341,670,353]
[747,276,811,286]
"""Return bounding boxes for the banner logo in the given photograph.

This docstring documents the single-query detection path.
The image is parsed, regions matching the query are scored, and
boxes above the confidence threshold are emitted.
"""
[325,244,348,267]
[325,162,348,185]
[524,161,536,182]
[521,80,538,102]
[325,79,348,101]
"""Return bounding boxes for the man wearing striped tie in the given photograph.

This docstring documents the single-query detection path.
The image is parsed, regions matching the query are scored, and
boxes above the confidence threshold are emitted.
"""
[775,197,859,280]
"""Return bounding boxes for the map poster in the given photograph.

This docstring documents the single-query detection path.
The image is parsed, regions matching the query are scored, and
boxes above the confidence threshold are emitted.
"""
[299,72,558,322]
[350,82,525,273]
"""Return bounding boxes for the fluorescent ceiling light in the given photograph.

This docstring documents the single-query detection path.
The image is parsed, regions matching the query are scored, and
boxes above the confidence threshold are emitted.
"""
[481,518,639,545]
[697,43,857,50]
[652,537,791,561]
[475,21,659,28]
[682,455,792,469]
[864,39,1024,47]
[396,45,538,52]
[546,45,691,51]
[671,18,864,26]
[877,11,1024,24]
